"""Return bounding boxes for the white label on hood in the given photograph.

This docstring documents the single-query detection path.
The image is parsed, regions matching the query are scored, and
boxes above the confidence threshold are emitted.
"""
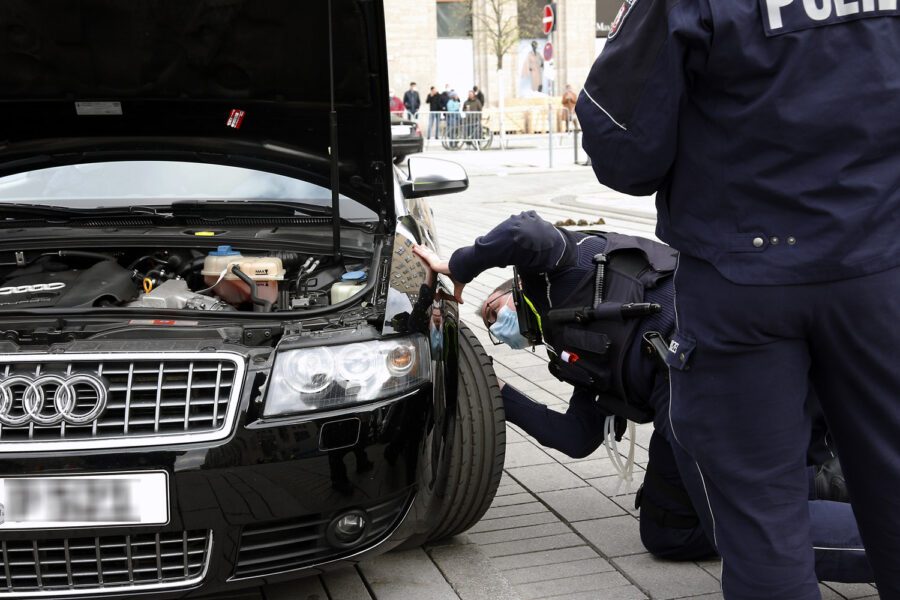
[75,102,123,116]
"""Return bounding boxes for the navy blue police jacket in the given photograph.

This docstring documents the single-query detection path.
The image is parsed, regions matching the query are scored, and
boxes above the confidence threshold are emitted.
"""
[576,0,900,285]
[449,211,675,426]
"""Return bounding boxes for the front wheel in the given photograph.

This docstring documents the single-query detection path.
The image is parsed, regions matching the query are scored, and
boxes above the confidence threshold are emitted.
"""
[424,322,505,542]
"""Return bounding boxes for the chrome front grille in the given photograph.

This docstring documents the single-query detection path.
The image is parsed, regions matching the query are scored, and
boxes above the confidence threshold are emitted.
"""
[0,530,211,597]
[0,353,245,451]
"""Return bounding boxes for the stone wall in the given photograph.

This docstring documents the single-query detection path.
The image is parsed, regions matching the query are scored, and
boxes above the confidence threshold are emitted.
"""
[383,0,438,98]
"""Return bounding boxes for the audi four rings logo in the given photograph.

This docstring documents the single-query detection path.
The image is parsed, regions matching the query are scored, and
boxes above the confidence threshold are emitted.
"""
[0,373,109,426]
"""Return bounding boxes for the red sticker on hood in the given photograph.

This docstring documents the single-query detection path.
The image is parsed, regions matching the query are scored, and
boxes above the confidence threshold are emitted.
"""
[226,109,246,129]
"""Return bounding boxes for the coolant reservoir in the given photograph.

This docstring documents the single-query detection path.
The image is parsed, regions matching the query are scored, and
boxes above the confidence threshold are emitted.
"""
[202,246,285,305]
[330,270,367,304]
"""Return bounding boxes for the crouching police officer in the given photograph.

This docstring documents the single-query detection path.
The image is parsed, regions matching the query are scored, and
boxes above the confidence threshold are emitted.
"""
[413,211,872,583]
[574,1,900,598]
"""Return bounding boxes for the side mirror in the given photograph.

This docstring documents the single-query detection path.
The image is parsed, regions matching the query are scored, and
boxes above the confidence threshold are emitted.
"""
[400,157,469,198]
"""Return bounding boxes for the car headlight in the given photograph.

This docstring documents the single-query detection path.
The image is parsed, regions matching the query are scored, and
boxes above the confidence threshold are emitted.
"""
[263,335,431,416]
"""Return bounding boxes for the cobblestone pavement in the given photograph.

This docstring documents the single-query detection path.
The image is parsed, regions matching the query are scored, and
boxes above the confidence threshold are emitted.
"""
[246,148,879,600]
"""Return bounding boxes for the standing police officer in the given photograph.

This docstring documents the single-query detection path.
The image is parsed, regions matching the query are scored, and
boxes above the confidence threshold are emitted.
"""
[575,2,900,598]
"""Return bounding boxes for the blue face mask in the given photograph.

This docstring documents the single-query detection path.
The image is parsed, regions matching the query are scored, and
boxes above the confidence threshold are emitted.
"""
[490,306,530,349]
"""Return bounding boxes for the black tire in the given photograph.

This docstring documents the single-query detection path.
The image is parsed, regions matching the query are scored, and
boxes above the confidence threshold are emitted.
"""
[425,322,505,542]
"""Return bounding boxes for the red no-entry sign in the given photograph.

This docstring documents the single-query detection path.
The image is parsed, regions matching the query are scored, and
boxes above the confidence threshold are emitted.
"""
[542,4,555,35]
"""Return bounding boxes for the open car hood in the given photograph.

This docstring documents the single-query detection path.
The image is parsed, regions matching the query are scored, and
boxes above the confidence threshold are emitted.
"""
[0,0,393,218]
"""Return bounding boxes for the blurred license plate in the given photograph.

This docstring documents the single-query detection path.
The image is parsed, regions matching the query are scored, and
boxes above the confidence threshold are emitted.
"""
[0,472,168,529]
[391,125,410,135]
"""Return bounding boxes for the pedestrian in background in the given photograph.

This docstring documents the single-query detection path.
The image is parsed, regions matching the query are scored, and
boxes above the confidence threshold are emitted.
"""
[388,89,404,116]
[473,85,484,107]
[403,82,420,121]
[561,84,577,131]
[445,92,461,139]
[462,90,483,141]
[576,2,900,598]
[426,86,443,140]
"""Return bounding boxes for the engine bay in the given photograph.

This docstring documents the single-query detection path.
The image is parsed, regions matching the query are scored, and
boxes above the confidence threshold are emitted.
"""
[0,245,371,314]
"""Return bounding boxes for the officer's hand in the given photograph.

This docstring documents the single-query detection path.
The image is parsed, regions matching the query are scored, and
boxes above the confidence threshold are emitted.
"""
[413,244,466,304]
[412,244,450,275]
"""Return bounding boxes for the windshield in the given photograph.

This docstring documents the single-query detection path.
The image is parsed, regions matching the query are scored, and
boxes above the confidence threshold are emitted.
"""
[0,161,378,221]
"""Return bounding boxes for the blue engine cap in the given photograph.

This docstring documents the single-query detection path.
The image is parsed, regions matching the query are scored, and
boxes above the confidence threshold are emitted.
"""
[342,270,367,281]
[209,245,241,256]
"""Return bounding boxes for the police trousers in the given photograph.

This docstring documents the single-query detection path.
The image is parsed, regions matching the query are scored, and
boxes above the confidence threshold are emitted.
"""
[502,381,873,584]
[668,256,899,599]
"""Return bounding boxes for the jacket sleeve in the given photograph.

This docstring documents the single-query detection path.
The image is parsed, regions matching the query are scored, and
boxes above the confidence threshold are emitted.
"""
[447,211,569,283]
[576,0,712,196]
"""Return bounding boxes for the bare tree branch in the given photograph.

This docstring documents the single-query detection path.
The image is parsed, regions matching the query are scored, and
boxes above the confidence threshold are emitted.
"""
[474,0,520,71]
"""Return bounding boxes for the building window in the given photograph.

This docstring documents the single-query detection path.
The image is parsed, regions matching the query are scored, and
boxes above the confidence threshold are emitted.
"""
[437,0,472,38]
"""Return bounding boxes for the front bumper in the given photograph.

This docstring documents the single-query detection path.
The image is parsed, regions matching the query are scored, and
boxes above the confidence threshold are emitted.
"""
[0,387,435,599]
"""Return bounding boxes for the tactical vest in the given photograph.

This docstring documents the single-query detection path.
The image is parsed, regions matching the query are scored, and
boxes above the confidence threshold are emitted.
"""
[519,230,677,423]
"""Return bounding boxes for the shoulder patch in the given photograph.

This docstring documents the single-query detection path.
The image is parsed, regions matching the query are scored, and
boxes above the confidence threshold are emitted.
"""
[608,0,638,41]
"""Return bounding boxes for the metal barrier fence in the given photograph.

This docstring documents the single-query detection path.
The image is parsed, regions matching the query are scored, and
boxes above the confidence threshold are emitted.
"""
[408,106,588,165]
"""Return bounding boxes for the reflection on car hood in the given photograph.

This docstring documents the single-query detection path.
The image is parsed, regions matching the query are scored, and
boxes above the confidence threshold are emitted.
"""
[0,0,393,219]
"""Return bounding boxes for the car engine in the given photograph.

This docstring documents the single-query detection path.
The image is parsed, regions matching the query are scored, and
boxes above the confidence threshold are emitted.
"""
[0,246,369,313]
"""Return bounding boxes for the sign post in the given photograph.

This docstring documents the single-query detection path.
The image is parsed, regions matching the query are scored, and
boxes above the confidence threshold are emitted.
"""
[543,4,556,167]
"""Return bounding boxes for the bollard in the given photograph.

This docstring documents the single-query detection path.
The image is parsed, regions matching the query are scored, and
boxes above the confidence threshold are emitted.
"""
[574,127,579,164]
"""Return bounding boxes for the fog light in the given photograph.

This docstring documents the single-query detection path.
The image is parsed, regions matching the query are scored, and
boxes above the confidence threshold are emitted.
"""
[326,509,368,548]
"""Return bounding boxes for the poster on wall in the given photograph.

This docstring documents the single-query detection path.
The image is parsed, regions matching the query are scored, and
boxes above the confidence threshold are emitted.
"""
[596,0,622,37]
[518,39,550,97]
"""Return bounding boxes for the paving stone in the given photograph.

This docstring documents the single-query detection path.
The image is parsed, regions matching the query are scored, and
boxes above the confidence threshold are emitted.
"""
[483,501,548,521]
[503,557,615,584]
[480,533,586,558]
[523,388,570,405]
[506,426,527,443]
[537,588,647,600]
[428,543,521,600]
[513,571,633,600]
[695,558,722,582]
[504,442,555,469]
[506,463,588,493]
[587,472,647,498]
[819,583,848,599]
[468,511,559,534]
[496,480,527,496]
[357,548,459,600]
[491,492,536,508]
[490,545,600,571]
[320,566,372,600]
[501,375,542,392]
[537,486,625,522]
[564,457,625,479]
[613,493,641,517]
[262,576,328,600]
[612,553,721,600]
[495,352,549,369]
[468,522,571,546]
[820,582,880,599]
[572,516,647,558]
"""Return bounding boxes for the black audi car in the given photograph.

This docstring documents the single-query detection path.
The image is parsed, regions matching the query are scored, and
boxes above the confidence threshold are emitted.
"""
[0,1,504,598]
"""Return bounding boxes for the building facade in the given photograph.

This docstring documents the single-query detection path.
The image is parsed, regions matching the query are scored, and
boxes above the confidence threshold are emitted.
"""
[384,0,608,107]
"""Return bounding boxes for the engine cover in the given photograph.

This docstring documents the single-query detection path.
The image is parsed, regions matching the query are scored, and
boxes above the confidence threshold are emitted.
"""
[0,261,137,308]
